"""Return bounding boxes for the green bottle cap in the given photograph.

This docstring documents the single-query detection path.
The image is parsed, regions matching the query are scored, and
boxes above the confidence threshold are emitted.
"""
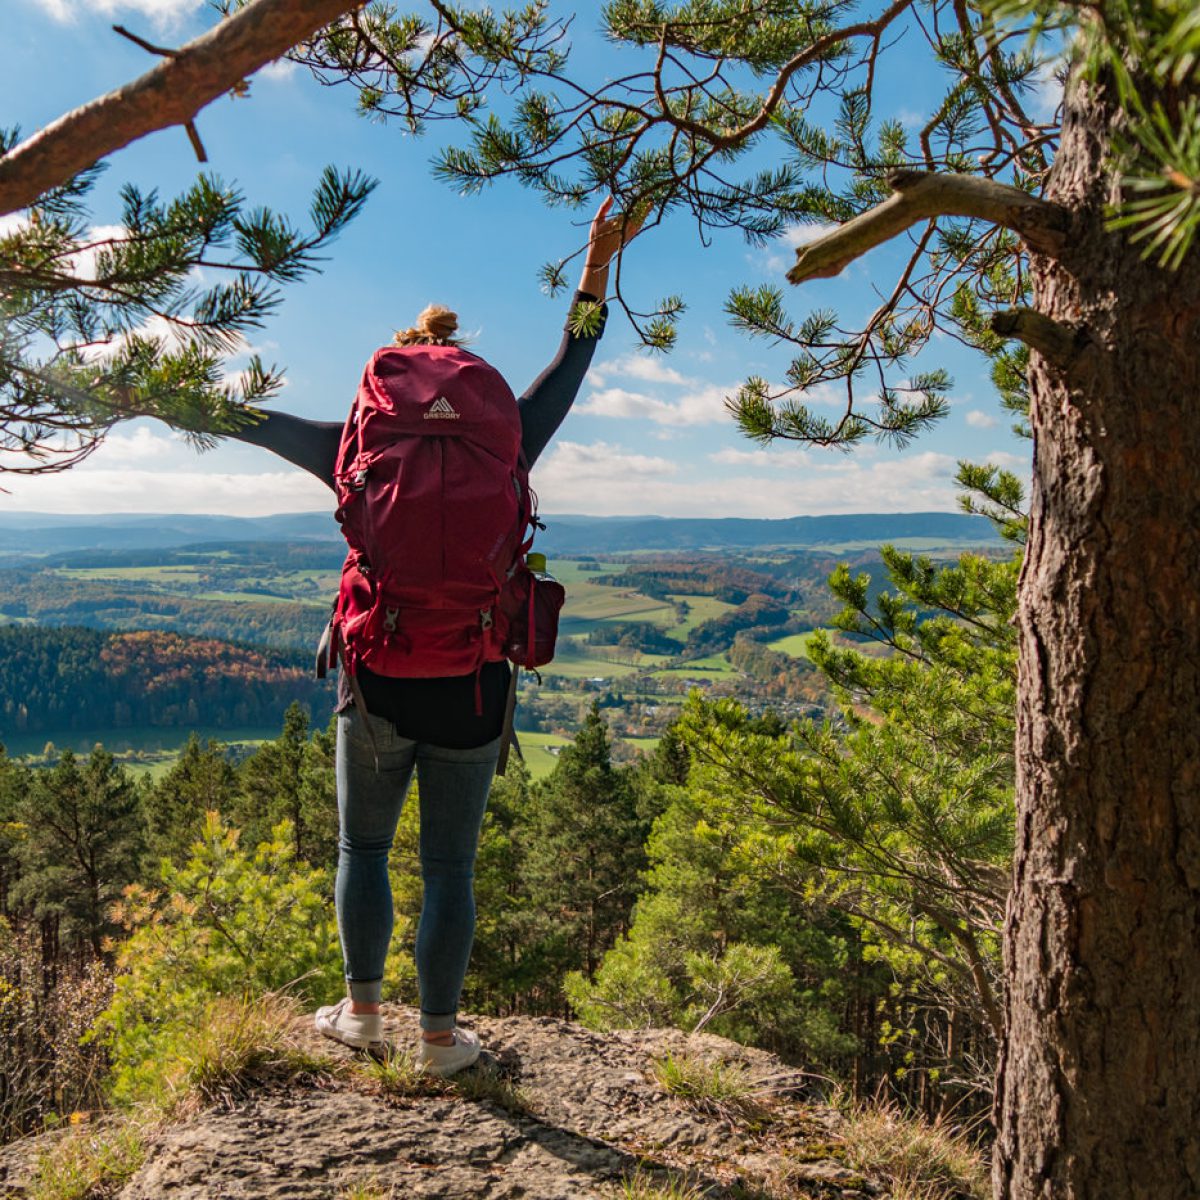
[527,552,547,573]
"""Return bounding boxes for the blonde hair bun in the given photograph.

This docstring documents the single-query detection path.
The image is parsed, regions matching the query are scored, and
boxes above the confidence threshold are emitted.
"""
[394,304,461,347]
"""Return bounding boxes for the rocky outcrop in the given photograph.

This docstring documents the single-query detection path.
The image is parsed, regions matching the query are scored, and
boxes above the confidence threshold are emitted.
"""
[1,1006,878,1199]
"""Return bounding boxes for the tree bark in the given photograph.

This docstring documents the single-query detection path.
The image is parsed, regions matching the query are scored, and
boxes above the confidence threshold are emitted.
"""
[993,68,1200,1198]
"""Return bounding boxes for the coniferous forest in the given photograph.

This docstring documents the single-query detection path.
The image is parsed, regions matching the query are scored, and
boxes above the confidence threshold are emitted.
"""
[0,524,1017,1165]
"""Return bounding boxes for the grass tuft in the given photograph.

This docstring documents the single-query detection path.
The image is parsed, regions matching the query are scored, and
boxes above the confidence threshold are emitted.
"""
[355,1046,446,1102]
[651,1051,765,1123]
[29,1121,147,1200]
[336,1176,394,1200]
[618,1163,708,1199]
[839,1101,989,1200]
[448,1059,532,1114]
[158,993,339,1115]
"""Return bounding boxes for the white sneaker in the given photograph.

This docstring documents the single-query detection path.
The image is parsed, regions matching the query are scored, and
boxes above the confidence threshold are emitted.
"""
[418,1027,482,1077]
[314,998,384,1051]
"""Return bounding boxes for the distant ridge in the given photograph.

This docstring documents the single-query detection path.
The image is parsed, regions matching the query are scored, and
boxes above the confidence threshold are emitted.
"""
[0,510,1002,556]
[537,511,1002,553]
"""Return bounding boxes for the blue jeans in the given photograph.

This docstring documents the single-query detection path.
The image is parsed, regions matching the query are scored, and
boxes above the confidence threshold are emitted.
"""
[335,706,500,1032]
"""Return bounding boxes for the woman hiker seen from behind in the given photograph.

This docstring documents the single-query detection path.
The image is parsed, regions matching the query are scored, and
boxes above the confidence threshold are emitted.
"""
[225,200,639,1076]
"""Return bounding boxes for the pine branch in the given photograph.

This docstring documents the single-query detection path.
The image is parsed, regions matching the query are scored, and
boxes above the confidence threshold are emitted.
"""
[989,306,1082,367]
[0,0,362,217]
[786,170,1070,284]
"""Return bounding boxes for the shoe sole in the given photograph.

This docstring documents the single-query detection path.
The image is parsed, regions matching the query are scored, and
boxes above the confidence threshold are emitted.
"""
[316,1022,384,1052]
[419,1045,482,1078]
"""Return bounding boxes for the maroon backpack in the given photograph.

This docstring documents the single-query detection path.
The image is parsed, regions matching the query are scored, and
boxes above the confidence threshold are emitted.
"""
[328,343,562,692]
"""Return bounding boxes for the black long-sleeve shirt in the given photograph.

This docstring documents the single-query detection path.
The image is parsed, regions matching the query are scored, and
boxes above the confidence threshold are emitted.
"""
[229,294,605,747]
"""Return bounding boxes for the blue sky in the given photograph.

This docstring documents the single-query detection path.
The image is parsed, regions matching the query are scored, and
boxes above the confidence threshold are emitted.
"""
[2,0,1033,519]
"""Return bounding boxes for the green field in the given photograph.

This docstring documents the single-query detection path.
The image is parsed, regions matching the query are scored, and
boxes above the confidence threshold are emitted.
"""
[650,651,740,680]
[767,629,828,659]
[539,655,643,680]
[513,730,571,778]
[543,559,625,586]
[192,590,314,605]
[57,565,205,583]
[664,593,738,640]
[561,582,674,624]
[622,736,660,754]
[3,724,286,759]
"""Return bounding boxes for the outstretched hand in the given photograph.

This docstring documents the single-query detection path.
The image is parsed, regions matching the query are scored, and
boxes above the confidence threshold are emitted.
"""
[579,196,643,297]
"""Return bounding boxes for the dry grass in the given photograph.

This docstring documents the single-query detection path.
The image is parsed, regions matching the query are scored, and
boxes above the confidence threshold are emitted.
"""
[838,1101,990,1200]
[651,1051,766,1124]
[28,1120,148,1200]
[157,993,341,1116]
[26,994,345,1199]
[335,1176,395,1200]
[617,1164,709,1200]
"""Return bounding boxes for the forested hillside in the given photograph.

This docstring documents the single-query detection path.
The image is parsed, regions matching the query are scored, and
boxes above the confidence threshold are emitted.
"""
[0,533,1016,1176]
[0,627,328,734]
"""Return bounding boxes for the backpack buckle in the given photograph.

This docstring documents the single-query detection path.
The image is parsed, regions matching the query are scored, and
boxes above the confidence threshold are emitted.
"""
[353,468,369,490]
[383,606,399,633]
[480,608,493,630]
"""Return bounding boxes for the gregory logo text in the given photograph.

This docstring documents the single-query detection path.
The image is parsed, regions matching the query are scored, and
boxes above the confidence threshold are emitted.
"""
[424,397,460,420]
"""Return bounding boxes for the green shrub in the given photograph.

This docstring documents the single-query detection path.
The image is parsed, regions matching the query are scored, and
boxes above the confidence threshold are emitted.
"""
[94,813,341,1104]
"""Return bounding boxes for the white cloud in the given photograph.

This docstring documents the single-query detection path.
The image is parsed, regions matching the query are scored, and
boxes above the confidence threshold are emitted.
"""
[0,213,30,239]
[257,58,299,83]
[534,442,961,517]
[780,223,840,249]
[965,409,999,429]
[586,354,689,389]
[1031,58,1066,123]
[83,425,182,465]
[760,222,840,274]
[69,224,127,280]
[609,355,691,387]
[984,450,1029,471]
[579,382,733,427]
[29,0,71,19]
[77,312,200,364]
[32,0,205,29]
[7,439,966,521]
[708,446,810,469]
[7,467,331,516]
[579,387,671,422]
[581,355,849,428]
[536,440,678,486]
[708,448,779,468]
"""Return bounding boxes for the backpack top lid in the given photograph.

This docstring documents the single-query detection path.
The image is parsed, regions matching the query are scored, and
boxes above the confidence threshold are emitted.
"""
[356,343,521,458]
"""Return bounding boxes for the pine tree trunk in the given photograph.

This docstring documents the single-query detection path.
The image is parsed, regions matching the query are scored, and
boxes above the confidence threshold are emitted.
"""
[993,69,1200,1198]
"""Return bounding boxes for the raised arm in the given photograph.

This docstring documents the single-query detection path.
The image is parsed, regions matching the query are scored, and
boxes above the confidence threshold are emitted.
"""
[228,411,343,491]
[519,198,641,467]
[518,293,605,467]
